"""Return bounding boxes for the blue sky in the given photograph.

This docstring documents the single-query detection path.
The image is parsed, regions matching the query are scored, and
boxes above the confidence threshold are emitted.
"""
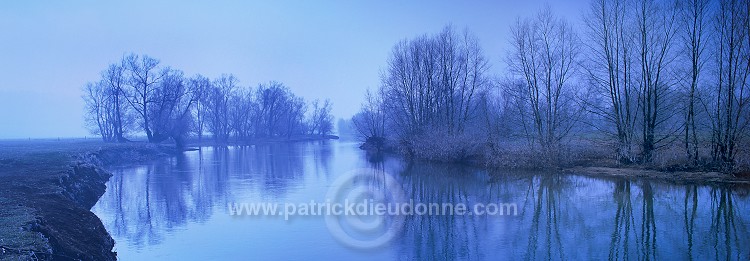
[0,0,587,139]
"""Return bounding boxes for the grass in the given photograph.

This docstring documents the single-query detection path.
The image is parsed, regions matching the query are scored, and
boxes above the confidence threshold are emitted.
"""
[0,139,174,260]
[369,133,750,185]
[0,197,50,261]
[0,140,85,260]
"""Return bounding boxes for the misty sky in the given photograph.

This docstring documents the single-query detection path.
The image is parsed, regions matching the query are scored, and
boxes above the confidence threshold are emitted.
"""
[0,0,587,139]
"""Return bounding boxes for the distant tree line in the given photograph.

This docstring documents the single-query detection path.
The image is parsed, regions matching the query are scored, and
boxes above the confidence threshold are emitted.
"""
[83,54,333,147]
[354,0,750,172]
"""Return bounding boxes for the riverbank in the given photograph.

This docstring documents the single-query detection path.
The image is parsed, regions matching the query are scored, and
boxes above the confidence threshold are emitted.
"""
[0,140,175,260]
[565,166,750,185]
[359,138,750,185]
[185,134,339,147]
[0,136,339,260]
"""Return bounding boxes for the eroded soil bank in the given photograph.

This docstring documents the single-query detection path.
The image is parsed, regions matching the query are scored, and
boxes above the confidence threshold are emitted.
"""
[0,140,174,260]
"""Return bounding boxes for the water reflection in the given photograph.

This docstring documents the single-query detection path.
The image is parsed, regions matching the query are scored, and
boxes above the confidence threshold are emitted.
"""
[92,141,750,260]
[707,187,745,261]
[386,163,750,260]
[609,180,635,261]
[394,163,489,260]
[93,143,317,250]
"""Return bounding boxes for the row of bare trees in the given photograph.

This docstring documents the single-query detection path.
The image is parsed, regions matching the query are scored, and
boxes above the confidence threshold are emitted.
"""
[353,26,491,155]
[585,0,750,167]
[355,0,750,170]
[83,54,333,146]
[585,0,683,164]
[83,54,197,146]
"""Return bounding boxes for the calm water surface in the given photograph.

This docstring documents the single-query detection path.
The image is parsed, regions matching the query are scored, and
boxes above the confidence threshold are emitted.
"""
[91,140,750,260]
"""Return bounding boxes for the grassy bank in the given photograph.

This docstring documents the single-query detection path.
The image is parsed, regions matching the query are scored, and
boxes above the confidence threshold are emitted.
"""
[361,136,750,185]
[184,134,339,147]
[0,140,174,260]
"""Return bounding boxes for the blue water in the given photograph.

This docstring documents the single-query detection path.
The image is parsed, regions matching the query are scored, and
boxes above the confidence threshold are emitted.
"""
[91,140,750,260]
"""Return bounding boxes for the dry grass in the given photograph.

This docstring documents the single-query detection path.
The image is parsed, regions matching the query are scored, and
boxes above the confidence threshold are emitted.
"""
[385,133,749,176]
[0,139,174,260]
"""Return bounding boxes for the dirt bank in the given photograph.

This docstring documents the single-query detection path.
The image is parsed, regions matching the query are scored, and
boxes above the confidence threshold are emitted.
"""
[0,140,174,260]
[564,166,750,185]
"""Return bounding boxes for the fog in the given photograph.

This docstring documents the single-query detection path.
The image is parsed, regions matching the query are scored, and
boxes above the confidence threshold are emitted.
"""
[0,0,587,139]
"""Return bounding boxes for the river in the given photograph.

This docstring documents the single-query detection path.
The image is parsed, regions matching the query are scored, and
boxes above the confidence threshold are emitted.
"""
[91,140,750,260]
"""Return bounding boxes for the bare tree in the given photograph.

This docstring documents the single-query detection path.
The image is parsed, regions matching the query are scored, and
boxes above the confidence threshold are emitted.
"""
[281,95,307,138]
[584,0,640,162]
[83,81,116,141]
[187,74,212,142]
[255,81,289,137]
[148,68,194,144]
[228,87,255,140]
[507,7,582,156]
[352,89,386,141]
[122,53,164,143]
[101,63,131,142]
[380,26,489,140]
[710,0,750,166]
[380,36,432,136]
[634,0,680,163]
[679,0,711,163]
[83,63,134,142]
[308,99,334,135]
[206,74,237,142]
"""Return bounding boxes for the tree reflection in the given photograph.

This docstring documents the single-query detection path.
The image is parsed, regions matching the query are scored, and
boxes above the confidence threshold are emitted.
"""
[392,162,487,260]
[639,182,656,261]
[373,164,748,260]
[609,180,635,260]
[522,175,568,261]
[708,187,743,260]
[93,143,315,248]
[604,180,750,261]
[90,143,750,259]
[252,144,305,196]
[311,140,333,177]
[684,185,697,261]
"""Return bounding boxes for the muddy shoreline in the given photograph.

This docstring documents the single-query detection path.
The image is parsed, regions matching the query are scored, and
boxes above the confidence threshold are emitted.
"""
[564,166,750,185]
[0,141,175,260]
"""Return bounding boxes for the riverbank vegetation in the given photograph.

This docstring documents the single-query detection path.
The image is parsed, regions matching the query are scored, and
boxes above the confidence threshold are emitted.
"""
[82,54,335,147]
[353,0,750,173]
